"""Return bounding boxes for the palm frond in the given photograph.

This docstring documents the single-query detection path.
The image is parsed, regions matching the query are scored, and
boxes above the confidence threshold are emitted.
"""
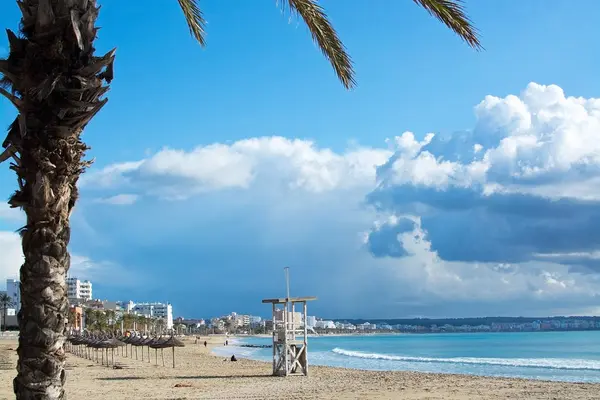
[177,0,207,46]
[283,0,355,89]
[413,0,482,50]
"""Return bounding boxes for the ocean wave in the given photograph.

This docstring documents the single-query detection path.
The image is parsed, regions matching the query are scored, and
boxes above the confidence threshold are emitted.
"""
[211,344,265,359]
[331,348,600,371]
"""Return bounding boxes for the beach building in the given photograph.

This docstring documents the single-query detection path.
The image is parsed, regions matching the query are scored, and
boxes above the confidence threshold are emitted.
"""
[306,316,316,328]
[249,316,263,328]
[315,320,335,329]
[274,309,303,328]
[357,322,377,330]
[334,322,356,330]
[133,302,174,329]
[234,314,250,327]
[116,300,135,313]
[6,279,20,313]
[69,305,84,332]
[66,277,92,301]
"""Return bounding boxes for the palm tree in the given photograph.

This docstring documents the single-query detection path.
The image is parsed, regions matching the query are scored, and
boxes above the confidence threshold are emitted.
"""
[0,293,15,332]
[123,312,136,331]
[91,309,105,331]
[136,315,146,332]
[0,1,479,398]
[105,309,115,331]
[66,307,75,331]
[84,307,95,331]
[155,318,166,335]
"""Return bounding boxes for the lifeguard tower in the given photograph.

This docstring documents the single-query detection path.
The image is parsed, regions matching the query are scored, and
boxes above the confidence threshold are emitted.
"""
[262,267,316,376]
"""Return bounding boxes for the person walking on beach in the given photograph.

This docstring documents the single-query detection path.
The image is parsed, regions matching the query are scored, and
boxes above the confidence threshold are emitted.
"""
[204,341,207,347]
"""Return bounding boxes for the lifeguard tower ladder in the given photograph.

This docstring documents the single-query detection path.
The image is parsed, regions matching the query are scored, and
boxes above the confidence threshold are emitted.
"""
[262,267,316,376]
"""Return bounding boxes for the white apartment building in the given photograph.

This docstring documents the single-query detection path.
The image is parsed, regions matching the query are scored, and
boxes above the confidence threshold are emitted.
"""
[274,309,303,328]
[116,300,135,313]
[66,277,92,301]
[6,279,20,313]
[132,302,173,329]
[306,316,317,328]
[315,320,336,329]
[234,314,250,327]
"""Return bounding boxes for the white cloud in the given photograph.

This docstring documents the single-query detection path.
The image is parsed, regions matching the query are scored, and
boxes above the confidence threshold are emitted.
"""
[0,230,130,291]
[367,82,600,272]
[68,254,136,287]
[375,83,600,199]
[93,194,139,206]
[68,82,600,316]
[0,231,22,285]
[365,216,600,304]
[81,136,391,199]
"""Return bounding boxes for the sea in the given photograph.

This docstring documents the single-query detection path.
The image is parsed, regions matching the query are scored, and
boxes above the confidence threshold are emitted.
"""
[212,331,600,383]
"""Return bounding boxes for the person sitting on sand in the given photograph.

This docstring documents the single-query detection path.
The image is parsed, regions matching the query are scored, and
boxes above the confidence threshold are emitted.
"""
[230,355,237,362]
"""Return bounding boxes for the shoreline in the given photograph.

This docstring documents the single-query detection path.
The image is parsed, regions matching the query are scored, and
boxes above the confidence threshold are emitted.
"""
[1,337,600,399]
[219,334,600,385]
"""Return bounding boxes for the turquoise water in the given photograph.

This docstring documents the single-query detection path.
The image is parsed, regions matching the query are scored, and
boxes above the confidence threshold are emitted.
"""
[212,331,600,382]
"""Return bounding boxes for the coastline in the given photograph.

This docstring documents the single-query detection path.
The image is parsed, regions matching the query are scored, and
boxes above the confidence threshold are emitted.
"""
[218,333,600,384]
[1,336,598,399]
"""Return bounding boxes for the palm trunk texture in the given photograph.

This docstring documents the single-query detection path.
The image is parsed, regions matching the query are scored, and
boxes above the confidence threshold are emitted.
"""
[0,1,113,398]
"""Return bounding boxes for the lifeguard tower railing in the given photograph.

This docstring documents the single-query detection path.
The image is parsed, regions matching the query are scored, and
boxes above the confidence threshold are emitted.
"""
[262,296,316,376]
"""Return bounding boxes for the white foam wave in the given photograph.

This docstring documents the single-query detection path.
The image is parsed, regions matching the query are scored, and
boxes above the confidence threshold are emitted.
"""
[331,348,600,371]
[212,345,259,358]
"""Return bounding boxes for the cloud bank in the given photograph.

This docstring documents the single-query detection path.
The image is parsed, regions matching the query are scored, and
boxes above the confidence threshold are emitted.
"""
[81,136,392,199]
[6,82,600,317]
[367,83,600,275]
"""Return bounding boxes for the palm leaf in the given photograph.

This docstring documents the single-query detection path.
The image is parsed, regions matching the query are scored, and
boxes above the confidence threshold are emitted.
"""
[283,0,355,89]
[413,0,482,50]
[174,0,480,88]
[177,0,207,46]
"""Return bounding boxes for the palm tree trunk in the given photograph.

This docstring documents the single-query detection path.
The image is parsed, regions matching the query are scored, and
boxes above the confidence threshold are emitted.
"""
[2,1,114,398]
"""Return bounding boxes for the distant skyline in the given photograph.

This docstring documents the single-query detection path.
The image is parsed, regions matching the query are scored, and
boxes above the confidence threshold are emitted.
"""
[2,1,600,318]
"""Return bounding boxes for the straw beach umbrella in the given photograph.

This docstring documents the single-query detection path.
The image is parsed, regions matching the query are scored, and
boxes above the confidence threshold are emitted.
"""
[149,336,185,368]
[148,336,165,366]
[129,335,143,360]
[164,336,185,368]
[140,336,154,362]
[86,334,102,364]
[98,337,125,367]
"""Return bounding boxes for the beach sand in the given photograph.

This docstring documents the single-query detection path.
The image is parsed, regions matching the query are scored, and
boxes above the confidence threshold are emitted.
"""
[1,336,599,399]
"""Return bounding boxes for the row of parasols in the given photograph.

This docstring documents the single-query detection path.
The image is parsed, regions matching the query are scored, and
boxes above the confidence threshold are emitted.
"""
[66,333,185,368]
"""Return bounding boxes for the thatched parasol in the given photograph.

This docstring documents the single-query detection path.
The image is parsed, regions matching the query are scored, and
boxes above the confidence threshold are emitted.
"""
[97,337,125,366]
[86,335,104,364]
[148,336,165,366]
[149,336,185,368]
[130,335,146,360]
[140,336,153,362]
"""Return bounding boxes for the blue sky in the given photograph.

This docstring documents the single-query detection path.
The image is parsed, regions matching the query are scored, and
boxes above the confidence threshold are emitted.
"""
[2,1,600,319]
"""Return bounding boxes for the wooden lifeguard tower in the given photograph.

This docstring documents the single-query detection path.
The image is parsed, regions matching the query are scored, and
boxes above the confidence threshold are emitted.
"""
[262,267,316,377]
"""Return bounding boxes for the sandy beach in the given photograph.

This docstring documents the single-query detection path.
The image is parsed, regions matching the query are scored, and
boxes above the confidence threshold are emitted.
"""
[1,336,599,399]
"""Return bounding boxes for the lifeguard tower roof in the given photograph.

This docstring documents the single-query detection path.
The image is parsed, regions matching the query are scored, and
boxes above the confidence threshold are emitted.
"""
[261,296,317,304]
